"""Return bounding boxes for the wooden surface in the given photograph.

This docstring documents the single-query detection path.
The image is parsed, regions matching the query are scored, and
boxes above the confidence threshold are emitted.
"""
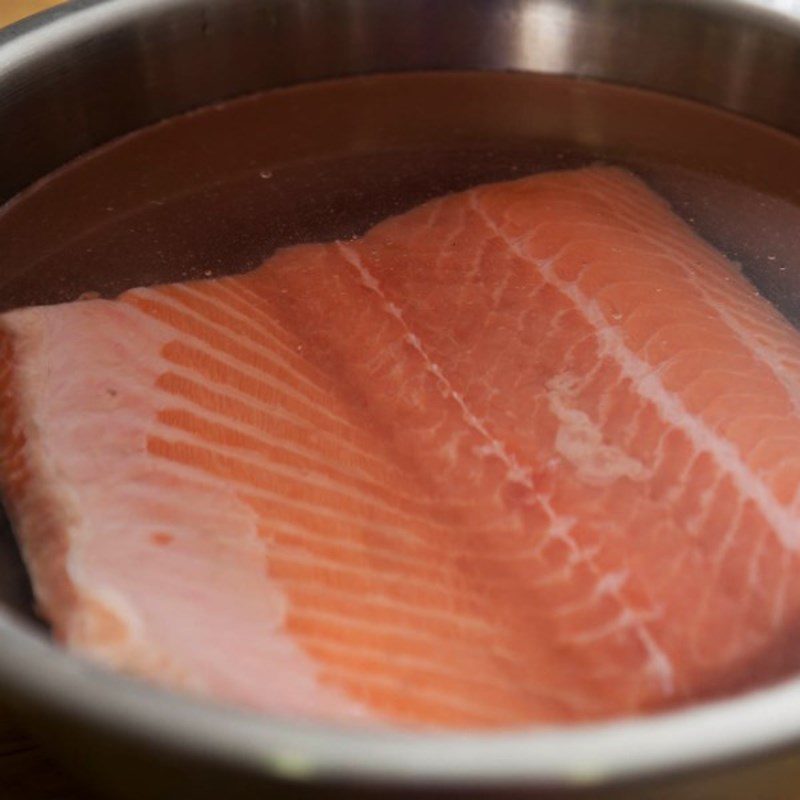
[0,0,65,28]
[0,3,86,798]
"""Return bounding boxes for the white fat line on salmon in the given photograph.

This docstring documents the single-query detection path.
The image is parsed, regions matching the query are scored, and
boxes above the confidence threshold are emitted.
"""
[295,634,523,699]
[566,603,665,646]
[262,516,551,573]
[132,290,338,405]
[154,395,433,510]
[146,454,515,560]
[294,632,603,716]
[284,576,497,637]
[153,454,449,542]
[215,281,314,352]
[150,424,437,527]
[770,549,793,629]
[477,189,800,547]
[549,569,628,617]
[542,257,800,552]
[583,178,800,418]
[269,548,516,609]
[168,281,340,389]
[709,497,749,573]
[535,494,674,694]
[159,334,364,434]
[470,191,677,695]
[289,604,485,645]
[347,227,676,694]
[173,282,325,363]
[745,529,769,596]
[283,558,482,620]
[294,631,523,692]
[316,663,515,724]
[336,242,535,492]
[155,362,414,484]
[546,372,652,486]
[669,254,800,418]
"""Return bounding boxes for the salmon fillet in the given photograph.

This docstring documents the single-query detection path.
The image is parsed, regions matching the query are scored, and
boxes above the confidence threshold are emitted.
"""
[2,165,800,728]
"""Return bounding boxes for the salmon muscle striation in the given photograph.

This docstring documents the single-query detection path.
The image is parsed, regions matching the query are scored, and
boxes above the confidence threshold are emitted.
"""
[2,166,800,728]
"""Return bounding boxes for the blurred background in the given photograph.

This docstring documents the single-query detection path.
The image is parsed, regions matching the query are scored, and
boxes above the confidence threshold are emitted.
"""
[0,0,63,28]
[0,11,77,800]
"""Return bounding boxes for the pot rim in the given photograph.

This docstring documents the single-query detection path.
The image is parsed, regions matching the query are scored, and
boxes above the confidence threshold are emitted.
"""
[2,0,800,789]
[3,605,800,787]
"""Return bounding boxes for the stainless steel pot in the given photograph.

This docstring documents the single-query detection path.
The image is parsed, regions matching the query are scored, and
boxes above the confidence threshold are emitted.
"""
[3,1,800,797]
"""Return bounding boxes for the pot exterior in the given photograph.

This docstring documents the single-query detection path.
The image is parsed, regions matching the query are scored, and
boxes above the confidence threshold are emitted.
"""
[3,1,800,797]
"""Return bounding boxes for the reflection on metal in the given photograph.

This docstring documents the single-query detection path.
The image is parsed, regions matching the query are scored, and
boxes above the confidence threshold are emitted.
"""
[514,0,577,74]
[0,0,64,29]
[2,1,800,798]
[1,0,800,202]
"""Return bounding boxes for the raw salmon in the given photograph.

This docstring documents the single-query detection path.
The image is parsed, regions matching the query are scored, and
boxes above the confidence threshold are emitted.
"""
[3,165,800,728]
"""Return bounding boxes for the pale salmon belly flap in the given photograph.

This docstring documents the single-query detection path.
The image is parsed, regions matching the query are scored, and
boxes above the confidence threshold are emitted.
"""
[2,165,800,729]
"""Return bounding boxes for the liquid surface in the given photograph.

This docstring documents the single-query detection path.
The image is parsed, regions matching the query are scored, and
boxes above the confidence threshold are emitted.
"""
[1,71,800,319]
[7,165,800,727]
[2,71,800,679]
